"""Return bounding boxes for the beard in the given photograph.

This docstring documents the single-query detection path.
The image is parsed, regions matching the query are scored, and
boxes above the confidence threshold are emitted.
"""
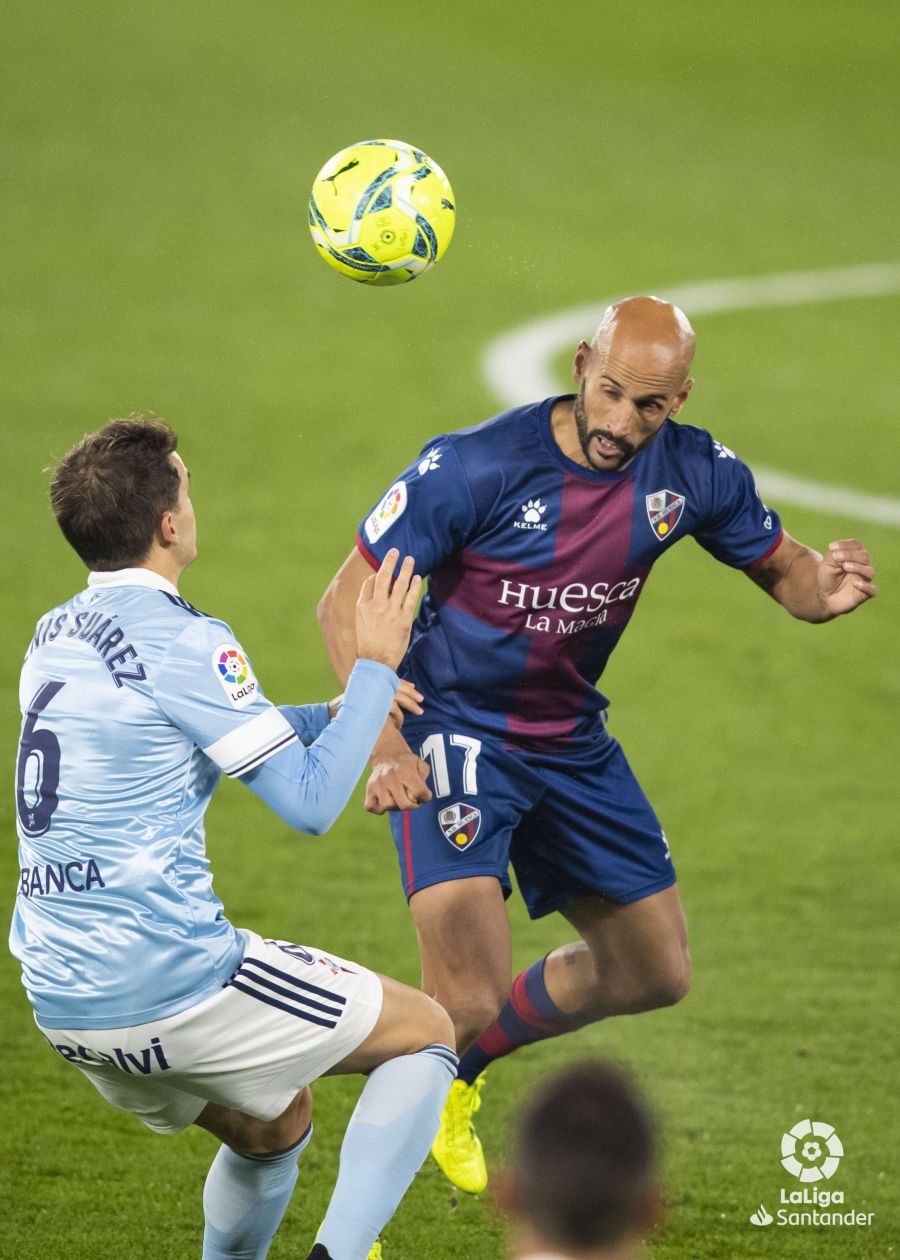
[573,386,636,470]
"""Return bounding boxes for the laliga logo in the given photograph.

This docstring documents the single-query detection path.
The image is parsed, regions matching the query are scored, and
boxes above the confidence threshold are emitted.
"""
[781,1119,843,1182]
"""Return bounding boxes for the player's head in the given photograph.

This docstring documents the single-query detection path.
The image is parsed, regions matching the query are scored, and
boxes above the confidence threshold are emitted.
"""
[498,1061,662,1258]
[572,295,695,471]
[50,416,197,573]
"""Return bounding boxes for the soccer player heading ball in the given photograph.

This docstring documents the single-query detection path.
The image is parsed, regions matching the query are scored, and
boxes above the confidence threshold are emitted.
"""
[318,295,877,1194]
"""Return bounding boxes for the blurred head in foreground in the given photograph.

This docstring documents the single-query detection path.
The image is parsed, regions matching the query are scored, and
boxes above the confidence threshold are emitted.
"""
[498,1062,662,1259]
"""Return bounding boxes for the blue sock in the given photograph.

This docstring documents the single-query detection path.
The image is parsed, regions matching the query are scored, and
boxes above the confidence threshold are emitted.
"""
[457,956,588,1084]
[202,1123,312,1259]
[315,1044,458,1259]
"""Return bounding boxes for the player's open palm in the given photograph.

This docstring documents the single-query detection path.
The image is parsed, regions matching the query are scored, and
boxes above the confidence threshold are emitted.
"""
[356,548,423,671]
[818,539,877,615]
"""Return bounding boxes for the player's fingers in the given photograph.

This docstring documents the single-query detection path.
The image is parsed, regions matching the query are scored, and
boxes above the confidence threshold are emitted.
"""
[390,554,416,600]
[365,787,387,815]
[401,574,423,612]
[358,573,377,603]
[373,549,400,600]
[838,562,875,580]
[828,539,864,559]
[388,702,405,729]
[853,580,877,597]
[396,681,424,715]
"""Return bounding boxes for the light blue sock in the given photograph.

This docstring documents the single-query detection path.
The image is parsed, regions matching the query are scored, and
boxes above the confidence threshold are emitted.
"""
[202,1123,312,1259]
[316,1044,458,1259]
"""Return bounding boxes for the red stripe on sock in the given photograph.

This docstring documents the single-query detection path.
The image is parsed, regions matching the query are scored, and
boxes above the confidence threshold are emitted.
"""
[508,969,558,1035]
[403,812,415,895]
[476,1023,516,1058]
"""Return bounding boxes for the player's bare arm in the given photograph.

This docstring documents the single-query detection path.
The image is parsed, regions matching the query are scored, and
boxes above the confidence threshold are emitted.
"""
[319,547,432,813]
[747,531,877,622]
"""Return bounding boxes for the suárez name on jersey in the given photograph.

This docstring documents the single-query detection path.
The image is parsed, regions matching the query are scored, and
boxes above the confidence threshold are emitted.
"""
[26,610,147,687]
[498,576,642,614]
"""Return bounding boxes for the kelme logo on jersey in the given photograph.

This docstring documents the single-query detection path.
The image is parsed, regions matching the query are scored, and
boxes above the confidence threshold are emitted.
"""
[212,643,258,709]
[646,489,686,540]
[514,498,549,531]
[438,802,482,851]
[364,481,408,544]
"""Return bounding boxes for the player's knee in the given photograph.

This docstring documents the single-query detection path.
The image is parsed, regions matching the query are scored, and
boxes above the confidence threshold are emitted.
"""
[645,948,691,1010]
[416,990,456,1052]
[236,1087,313,1155]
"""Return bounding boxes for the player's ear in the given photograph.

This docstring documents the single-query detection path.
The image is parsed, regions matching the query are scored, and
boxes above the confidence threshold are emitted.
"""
[573,340,591,383]
[668,378,694,418]
[158,510,177,547]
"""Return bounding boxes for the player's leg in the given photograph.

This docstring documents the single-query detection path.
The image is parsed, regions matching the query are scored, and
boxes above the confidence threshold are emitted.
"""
[380,719,539,1198]
[406,876,513,1195]
[308,976,456,1259]
[550,885,691,1017]
[411,875,513,1054]
[196,1090,315,1260]
[456,886,690,1089]
[441,733,685,1192]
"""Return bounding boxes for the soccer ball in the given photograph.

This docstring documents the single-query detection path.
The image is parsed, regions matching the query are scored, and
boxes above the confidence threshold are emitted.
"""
[308,139,456,286]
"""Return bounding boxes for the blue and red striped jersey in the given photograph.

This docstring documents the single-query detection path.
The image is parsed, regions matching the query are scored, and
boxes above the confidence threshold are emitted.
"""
[357,396,782,747]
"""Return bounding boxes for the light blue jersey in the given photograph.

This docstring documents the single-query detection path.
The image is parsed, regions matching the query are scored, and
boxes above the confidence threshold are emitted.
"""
[10,568,395,1030]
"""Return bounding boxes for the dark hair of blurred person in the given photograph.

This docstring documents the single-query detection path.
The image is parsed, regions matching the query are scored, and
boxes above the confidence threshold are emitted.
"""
[497,1062,663,1259]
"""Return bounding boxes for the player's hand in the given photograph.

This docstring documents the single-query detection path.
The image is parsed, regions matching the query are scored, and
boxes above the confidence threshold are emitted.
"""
[818,539,877,615]
[327,694,343,720]
[388,679,425,729]
[356,549,423,671]
[365,732,432,813]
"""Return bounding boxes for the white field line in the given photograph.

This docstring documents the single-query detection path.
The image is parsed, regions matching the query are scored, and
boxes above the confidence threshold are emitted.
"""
[482,262,900,528]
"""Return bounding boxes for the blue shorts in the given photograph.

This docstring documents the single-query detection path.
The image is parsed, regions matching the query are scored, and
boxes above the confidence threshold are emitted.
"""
[388,716,675,918]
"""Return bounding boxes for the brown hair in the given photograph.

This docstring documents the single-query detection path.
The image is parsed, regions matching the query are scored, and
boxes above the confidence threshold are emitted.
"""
[509,1061,657,1250]
[50,417,180,570]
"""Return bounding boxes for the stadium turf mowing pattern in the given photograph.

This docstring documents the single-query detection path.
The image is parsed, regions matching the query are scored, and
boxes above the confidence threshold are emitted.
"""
[2,2,897,1256]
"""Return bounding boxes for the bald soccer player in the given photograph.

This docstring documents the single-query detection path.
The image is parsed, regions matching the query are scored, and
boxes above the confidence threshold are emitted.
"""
[318,296,877,1194]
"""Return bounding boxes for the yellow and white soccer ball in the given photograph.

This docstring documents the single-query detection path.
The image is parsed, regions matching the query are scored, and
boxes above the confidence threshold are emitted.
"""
[308,139,455,286]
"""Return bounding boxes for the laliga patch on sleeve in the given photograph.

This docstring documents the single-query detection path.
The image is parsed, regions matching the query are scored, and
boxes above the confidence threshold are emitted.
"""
[364,481,408,544]
[211,643,259,709]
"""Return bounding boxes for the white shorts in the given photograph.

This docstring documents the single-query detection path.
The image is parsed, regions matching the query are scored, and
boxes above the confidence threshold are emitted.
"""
[37,931,383,1135]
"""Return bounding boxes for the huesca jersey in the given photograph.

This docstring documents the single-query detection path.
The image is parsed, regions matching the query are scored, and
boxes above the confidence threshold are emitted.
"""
[357,396,782,747]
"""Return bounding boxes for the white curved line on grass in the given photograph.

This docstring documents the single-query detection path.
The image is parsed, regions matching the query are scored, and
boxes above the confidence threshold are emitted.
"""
[482,262,900,528]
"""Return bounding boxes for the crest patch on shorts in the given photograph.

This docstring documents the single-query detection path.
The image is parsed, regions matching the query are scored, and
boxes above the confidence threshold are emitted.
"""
[438,802,482,851]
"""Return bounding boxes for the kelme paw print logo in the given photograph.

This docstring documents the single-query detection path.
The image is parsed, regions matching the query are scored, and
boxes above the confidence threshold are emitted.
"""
[522,499,546,523]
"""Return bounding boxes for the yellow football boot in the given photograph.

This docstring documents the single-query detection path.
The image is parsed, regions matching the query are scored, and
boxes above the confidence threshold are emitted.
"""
[431,1074,488,1193]
[366,1242,382,1260]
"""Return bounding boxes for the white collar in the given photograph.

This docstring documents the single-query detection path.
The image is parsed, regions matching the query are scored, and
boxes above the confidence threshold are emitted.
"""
[87,567,180,598]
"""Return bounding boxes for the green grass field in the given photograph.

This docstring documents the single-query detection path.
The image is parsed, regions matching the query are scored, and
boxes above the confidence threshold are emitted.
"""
[2,2,898,1256]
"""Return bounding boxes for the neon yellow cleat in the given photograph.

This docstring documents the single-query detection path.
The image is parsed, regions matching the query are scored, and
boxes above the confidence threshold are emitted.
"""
[431,1074,488,1193]
[366,1242,382,1260]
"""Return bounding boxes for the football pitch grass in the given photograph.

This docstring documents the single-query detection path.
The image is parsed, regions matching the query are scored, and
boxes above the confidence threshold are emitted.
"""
[2,2,898,1256]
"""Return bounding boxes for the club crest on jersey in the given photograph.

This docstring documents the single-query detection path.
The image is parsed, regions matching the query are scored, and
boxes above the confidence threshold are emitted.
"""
[645,490,686,541]
[212,643,258,709]
[438,803,482,851]
[364,481,407,544]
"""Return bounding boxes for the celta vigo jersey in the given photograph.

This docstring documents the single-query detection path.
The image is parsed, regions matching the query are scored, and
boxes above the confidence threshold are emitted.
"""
[357,396,782,748]
[11,569,303,1030]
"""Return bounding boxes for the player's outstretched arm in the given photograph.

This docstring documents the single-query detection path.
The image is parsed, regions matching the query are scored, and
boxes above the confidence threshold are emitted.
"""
[319,547,433,814]
[747,531,877,622]
[243,550,425,833]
